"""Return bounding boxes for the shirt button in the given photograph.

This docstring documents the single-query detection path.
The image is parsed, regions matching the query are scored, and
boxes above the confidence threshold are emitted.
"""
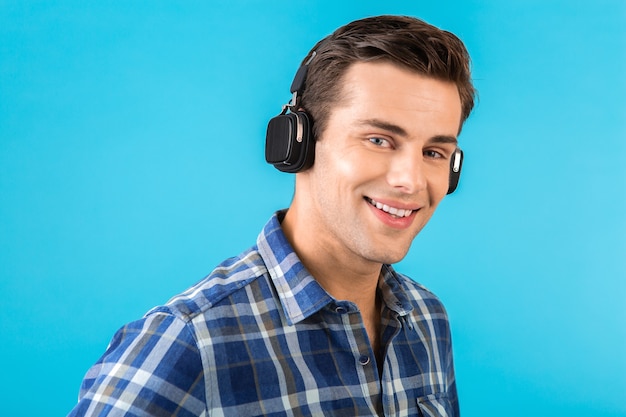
[358,355,370,366]
[335,306,347,314]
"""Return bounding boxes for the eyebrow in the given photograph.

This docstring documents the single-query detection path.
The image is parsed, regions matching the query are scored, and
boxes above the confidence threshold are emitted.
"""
[357,118,458,145]
[358,118,408,137]
[428,135,458,145]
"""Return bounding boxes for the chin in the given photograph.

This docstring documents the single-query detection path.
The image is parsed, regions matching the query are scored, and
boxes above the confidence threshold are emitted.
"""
[371,250,410,266]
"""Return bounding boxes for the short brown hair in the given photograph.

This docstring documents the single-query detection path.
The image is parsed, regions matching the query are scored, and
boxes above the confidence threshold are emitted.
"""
[299,15,476,138]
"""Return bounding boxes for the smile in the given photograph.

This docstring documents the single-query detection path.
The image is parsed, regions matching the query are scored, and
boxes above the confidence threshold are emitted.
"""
[365,198,415,218]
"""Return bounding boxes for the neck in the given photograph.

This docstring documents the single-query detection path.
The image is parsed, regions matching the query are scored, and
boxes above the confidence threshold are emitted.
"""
[282,205,381,306]
[281,203,384,365]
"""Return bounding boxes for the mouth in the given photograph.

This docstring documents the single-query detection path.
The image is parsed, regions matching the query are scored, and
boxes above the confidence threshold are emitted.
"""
[365,197,416,218]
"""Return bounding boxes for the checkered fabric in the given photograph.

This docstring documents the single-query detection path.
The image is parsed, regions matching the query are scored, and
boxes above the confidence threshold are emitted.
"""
[68,211,458,416]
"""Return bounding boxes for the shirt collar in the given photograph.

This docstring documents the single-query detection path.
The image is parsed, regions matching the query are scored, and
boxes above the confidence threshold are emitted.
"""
[257,211,333,325]
[379,264,415,316]
[257,210,414,325]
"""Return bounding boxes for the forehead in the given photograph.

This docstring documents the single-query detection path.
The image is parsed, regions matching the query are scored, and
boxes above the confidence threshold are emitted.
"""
[335,61,462,134]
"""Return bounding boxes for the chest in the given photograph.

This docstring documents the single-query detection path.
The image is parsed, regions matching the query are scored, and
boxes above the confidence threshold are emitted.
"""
[197,304,454,416]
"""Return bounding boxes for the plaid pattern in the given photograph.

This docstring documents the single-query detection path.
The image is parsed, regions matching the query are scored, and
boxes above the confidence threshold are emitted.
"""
[69,212,458,416]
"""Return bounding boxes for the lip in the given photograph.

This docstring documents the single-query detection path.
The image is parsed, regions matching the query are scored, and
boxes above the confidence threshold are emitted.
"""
[365,197,421,229]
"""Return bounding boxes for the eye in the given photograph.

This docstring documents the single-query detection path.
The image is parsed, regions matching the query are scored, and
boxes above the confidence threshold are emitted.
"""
[368,137,392,148]
[424,149,445,159]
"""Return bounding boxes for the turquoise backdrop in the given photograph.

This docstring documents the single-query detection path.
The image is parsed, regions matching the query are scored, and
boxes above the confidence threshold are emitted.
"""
[1,1,624,415]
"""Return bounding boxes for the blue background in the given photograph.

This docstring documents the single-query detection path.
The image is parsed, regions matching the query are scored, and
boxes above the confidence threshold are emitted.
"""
[1,1,624,415]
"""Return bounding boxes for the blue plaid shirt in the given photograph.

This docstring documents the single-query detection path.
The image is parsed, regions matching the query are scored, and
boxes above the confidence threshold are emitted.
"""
[69,211,459,416]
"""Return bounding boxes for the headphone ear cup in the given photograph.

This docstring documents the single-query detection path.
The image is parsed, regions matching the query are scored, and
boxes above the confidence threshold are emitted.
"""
[447,149,463,194]
[265,111,315,173]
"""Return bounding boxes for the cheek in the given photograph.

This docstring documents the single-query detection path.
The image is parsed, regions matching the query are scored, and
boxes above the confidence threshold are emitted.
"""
[319,144,374,185]
[427,167,453,200]
[336,155,371,181]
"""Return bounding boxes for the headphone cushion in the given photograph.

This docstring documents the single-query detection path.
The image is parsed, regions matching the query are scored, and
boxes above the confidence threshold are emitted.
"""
[265,111,315,173]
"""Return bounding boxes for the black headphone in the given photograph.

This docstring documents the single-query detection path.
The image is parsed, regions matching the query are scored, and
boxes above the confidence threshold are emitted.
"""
[265,54,464,194]
[265,54,316,174]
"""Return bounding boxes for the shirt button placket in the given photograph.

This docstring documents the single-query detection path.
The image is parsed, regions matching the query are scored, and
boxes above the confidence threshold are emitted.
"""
[333,304,371,370]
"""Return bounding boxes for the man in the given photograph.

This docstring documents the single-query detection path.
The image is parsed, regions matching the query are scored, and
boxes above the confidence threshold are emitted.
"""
[69,15,475,417]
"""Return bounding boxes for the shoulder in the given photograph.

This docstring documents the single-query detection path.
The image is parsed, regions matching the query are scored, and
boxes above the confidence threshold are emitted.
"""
[393,271,451,323]
[395,271,445,304]
[149,245,268,322]
[71,312,207,415]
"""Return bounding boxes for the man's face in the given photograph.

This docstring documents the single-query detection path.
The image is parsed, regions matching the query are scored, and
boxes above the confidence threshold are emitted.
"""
[298,61,462,268]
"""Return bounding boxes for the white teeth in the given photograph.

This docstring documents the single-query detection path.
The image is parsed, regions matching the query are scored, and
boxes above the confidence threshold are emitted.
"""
[368,198,413,218]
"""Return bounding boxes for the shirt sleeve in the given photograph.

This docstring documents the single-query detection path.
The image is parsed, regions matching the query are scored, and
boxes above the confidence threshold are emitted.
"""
[67,312,206,416]
[444,311,460,416]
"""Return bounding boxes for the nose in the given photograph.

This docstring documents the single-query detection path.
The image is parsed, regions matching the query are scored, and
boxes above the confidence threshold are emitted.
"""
[386,149,427,194]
